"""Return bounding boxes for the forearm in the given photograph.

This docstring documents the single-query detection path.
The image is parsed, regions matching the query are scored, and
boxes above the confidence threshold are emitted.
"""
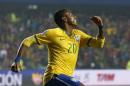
[15,43,28,62]
[16,44,27,57]
[86,26,105,48]
[97,25,104,39]
[90,16,104,39]
[15,36,36,62]
[11,42,27,72]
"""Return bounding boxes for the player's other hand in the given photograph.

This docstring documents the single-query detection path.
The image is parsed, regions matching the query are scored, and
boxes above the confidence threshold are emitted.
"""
[90,16,103,27]
[11,60,24,73]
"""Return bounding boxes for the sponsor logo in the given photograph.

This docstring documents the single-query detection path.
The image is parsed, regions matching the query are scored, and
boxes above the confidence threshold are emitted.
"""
[97,73,115,81]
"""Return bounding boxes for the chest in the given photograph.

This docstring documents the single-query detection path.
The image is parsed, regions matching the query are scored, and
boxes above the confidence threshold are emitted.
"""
[57,33,80,44]
[51,34,80,53]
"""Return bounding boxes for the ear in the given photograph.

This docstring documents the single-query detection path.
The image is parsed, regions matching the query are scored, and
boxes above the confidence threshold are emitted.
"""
[62,17,67,22]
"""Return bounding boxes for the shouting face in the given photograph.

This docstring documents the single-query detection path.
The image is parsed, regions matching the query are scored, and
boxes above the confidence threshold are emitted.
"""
[63,11,78,26]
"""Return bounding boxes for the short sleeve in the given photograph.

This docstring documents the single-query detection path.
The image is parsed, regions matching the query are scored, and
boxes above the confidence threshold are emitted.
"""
[35,30,52,44]
[76,29,105,48]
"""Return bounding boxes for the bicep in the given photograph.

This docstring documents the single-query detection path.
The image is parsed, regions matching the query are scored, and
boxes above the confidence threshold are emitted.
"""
[80,33,105,48]
[80,33,92,47]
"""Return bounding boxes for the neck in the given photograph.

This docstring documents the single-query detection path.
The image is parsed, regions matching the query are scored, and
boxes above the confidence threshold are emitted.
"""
[66,26,73,36]
[64,23,78,36]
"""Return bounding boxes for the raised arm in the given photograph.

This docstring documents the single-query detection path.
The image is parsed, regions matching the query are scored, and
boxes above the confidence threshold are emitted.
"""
[79,16,105,48]
[89,16,105,48]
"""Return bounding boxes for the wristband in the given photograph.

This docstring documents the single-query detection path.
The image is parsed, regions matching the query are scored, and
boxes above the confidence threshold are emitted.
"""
[14,56,21,62]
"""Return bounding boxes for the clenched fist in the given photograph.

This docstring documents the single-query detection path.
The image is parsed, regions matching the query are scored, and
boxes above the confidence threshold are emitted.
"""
[90,16,103,28]
[11,60,24,73]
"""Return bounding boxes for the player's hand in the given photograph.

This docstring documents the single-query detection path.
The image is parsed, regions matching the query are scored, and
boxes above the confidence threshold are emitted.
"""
[90,16,103,28]
[11,60,24,73]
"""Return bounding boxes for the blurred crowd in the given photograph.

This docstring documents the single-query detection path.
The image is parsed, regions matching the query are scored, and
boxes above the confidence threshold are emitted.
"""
[0,6,130,70]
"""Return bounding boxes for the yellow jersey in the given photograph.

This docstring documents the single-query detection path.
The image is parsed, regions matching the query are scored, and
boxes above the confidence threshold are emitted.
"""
[22,28,105,84]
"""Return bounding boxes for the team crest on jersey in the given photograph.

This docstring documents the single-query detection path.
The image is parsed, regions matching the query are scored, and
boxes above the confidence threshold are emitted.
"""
[74,35,81,42]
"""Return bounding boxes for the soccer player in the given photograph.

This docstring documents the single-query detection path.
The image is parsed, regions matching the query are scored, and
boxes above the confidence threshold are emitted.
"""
[11,9,105,86]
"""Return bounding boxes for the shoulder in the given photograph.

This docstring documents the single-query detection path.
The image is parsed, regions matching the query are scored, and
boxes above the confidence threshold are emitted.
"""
[48,28,62,33]
[73,29,92,38]
[40,28,60,35]
[40,28,63,38]
[73,29,87,35]
[48,28,63,35]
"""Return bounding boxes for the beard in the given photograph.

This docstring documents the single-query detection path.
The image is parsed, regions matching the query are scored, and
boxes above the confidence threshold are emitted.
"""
[69,23,79,29]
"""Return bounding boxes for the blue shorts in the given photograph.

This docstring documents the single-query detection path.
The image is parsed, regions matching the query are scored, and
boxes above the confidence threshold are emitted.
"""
[45,74,80,86]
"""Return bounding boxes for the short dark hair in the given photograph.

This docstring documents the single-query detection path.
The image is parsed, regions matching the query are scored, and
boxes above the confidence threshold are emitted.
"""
[54,9,70,29]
